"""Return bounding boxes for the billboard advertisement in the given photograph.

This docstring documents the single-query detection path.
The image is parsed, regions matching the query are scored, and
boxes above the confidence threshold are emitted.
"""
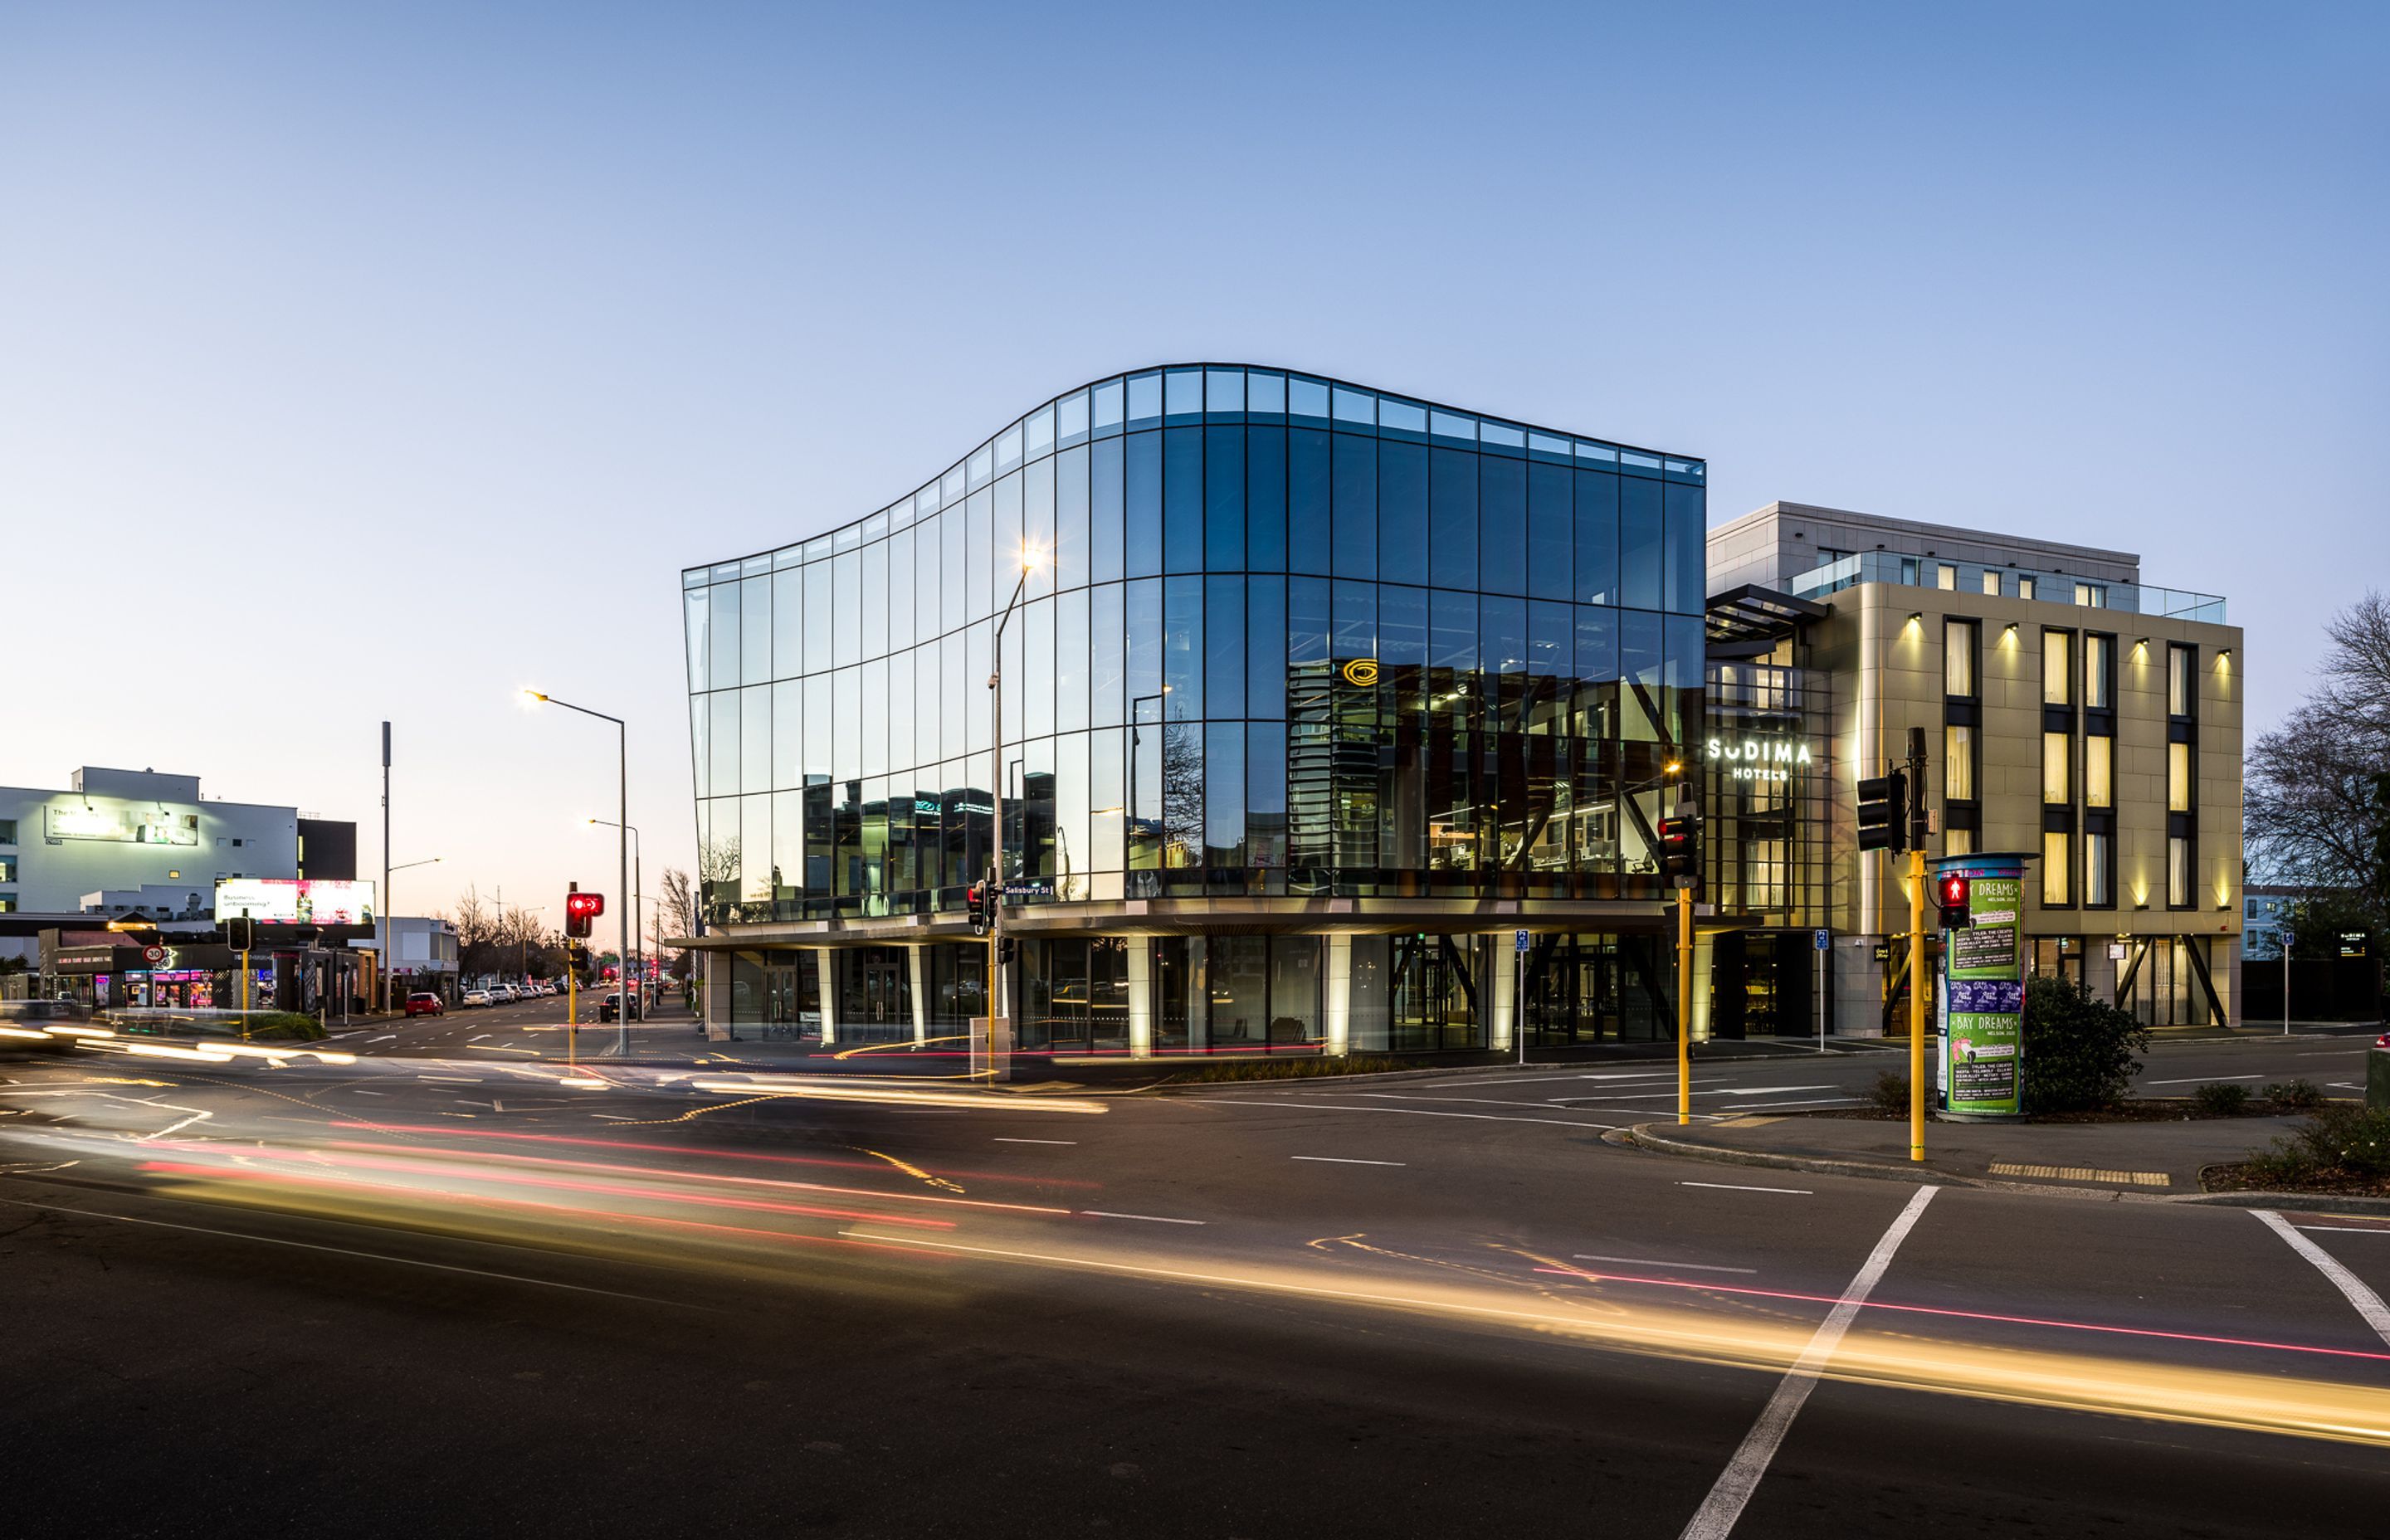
[1934,855,2026,1119]
[214,878,378,926]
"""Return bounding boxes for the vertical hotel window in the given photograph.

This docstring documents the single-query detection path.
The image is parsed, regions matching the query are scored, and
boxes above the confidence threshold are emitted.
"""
[1936,563,1957,590]
[2042,831,2072,904]
[2085,830,2114,906]
[2168,741,2192,813]
[2042,732,2071,805]
[2085,735,2113,807]
[2168,644,2197,718]
[2017,577,2036,600]
[2168,835,2192,908]
[1943,620,1976,698]
[2042,630,2072,706]
[2085,635,2114,710]
[1944,724,1975,800]
[1944,826,1974,856]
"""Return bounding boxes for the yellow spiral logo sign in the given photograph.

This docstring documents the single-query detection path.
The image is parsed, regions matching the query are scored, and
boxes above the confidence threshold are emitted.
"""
[1341,657,1380,687]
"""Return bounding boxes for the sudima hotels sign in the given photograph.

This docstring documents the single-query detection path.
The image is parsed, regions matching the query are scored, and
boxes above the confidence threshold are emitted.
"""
[1705,735,1812,783]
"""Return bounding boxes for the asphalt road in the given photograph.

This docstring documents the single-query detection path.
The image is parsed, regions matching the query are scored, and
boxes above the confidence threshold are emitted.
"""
[5,1030,2389,1538]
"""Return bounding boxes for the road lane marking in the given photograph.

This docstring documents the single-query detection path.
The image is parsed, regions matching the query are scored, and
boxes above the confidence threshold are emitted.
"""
[1679,1182,1812,1196]
[369,1035,397,1043]
[1574,1253,1756,1274]
[0,1196,689,1306]
[1290,1155,1407,1167]
[418,1075,481,1083]
[1204,1098,1618,1131]
[2300,1226,2390,1235]
[1082,1211,1204,1225]
[1708,1085,1833,1097]
[993,1138,1078,1145]
[2255,1210,2390,1347]
[1677,1186,1937,1540]
[2145,1075,2262,1085]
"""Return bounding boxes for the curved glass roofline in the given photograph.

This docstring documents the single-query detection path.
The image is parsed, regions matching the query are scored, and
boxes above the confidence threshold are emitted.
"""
[685,362,1705,585]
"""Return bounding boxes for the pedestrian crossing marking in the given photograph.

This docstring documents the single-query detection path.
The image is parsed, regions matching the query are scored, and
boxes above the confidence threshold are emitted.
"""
[1989,1162,2169,1187]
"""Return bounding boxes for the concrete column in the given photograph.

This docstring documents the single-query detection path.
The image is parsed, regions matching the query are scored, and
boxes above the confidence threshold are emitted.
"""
[907,943,929,1046]
[814,948,838,1045]
[703,953,731,1042]
[1489,935,1518,1052]
[1126,937,1153,1060]
[1324,933,1352,1057]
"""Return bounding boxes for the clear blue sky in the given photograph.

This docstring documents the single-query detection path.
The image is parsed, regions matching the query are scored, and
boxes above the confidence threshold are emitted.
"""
[3,2,2381,924]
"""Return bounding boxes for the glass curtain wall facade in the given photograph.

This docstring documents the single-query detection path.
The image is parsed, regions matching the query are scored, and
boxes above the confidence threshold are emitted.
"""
[683,364,1706,1051]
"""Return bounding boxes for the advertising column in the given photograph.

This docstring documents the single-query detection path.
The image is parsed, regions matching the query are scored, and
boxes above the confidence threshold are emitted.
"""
[1934,851,2029,1119]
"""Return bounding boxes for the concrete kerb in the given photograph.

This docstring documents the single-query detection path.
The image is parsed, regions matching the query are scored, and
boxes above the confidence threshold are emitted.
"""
[1616,1120,2390,1212]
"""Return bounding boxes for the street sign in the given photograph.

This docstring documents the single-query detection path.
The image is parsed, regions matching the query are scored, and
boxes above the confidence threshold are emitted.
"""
[1514,928,1529,953]
[141,945,165,964]
[1813,928,1830,952]
[2108,942,2129,961]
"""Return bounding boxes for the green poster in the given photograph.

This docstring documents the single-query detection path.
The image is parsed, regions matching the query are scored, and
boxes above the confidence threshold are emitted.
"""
[1939,873,2023,1118]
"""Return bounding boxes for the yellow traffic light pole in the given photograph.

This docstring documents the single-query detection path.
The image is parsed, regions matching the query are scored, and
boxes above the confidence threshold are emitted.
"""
[1909,847,1927,1161]
[1675,885,1694,1124]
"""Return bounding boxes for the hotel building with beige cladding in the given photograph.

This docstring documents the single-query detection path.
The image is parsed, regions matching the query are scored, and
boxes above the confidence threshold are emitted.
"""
[1705,502,2243,1036]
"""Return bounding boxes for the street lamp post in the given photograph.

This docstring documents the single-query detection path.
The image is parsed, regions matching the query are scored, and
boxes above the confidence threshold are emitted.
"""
[984,545,1041,1081]
[384,856,441,1006]
[524,690,631,1057]
[590,818,641,1010]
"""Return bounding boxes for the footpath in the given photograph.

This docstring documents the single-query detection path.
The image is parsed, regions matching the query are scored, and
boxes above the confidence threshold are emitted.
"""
[1620,1109,2390,1211]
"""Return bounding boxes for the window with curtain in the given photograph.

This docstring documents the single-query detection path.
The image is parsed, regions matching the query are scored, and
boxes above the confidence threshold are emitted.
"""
[2168,644,2196,717]
[2168,741,2192,813]
[2085,635,2114,709]
[1936,563,1957,590]
[1980,571,2000,596]
[2168,835,2192,907]
[2085,831,2113,907]
[2042,732,2071,806]
[1943,619,1975,697]
[2043,630,2072,706]
[1944,724,1974,801]
[2042,831,2072,905]
[2085,735,2113,808]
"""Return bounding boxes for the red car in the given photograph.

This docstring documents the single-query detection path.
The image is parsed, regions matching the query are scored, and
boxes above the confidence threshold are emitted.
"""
[404,992,446,1017]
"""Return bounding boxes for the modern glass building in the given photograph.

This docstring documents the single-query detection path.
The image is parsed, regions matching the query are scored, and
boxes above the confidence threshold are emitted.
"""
[680,364,1708,1057]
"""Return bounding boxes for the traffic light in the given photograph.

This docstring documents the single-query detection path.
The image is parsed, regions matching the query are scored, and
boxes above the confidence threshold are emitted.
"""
[965,882,989,937]
[997,935,1017,966]
[1937,871,1972,930]
[222,915,255,951]
[565,889,605,939]
[1857,770,1909,853]
[1657,802,1701,885]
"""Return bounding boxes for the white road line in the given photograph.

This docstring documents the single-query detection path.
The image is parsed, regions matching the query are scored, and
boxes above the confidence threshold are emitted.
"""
[1082,1210,1205,1226]
[369,1035,397,1043]
[2144,1075,2262,1085]
[993,1138,1078,1145]
[1719,1098,1864,1112]
[1205,1097,1618,1131]
[2300,1226,2390,1235]
[1679,1181,1812,1196]
[1710,1085,1834,1097]
[418,1075,481,1084]
[1677,1186,1937,1540]
[1574,1253,1758,1275]
[469,1034,487,1042]
[0,1196,684,1305]
[1290,1155,1407,1167]
[2255,1209,2390,1347]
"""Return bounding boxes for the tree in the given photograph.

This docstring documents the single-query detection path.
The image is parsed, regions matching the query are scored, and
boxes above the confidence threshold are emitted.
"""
[658,866,698,982]
[2022,974,2151,1114]
[2246,592,2390,928]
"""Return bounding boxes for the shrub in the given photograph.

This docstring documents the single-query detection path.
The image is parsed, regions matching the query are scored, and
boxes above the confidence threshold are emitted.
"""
[2020,974,2150,1114]
[2265,1079,2325,1111]
[239,1011,329,1041]
[1868,1070,1910,1116]
[2192,1081,2251,1116]
[2247,1104,2390,1184]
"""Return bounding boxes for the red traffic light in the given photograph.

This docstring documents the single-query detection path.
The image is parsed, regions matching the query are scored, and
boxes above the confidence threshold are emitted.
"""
[565,890,605,938]
[1936,872,1971,929]
[1937,873,1969,908]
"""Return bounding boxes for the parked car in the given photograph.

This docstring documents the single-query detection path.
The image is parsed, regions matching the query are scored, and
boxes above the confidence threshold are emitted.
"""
[461,990,492,1008]
[491,984,519,1004]
[403,992,445,1018]
[598,992,644,1022]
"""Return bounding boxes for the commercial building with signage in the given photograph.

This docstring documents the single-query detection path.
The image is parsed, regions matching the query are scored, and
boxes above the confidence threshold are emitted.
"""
[1710,503,2245,1031]
[0,766,358,974]
[679,363,1710,1055]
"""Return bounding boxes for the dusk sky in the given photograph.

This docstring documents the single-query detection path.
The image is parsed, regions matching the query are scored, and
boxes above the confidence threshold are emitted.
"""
[4,2,2382,927]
